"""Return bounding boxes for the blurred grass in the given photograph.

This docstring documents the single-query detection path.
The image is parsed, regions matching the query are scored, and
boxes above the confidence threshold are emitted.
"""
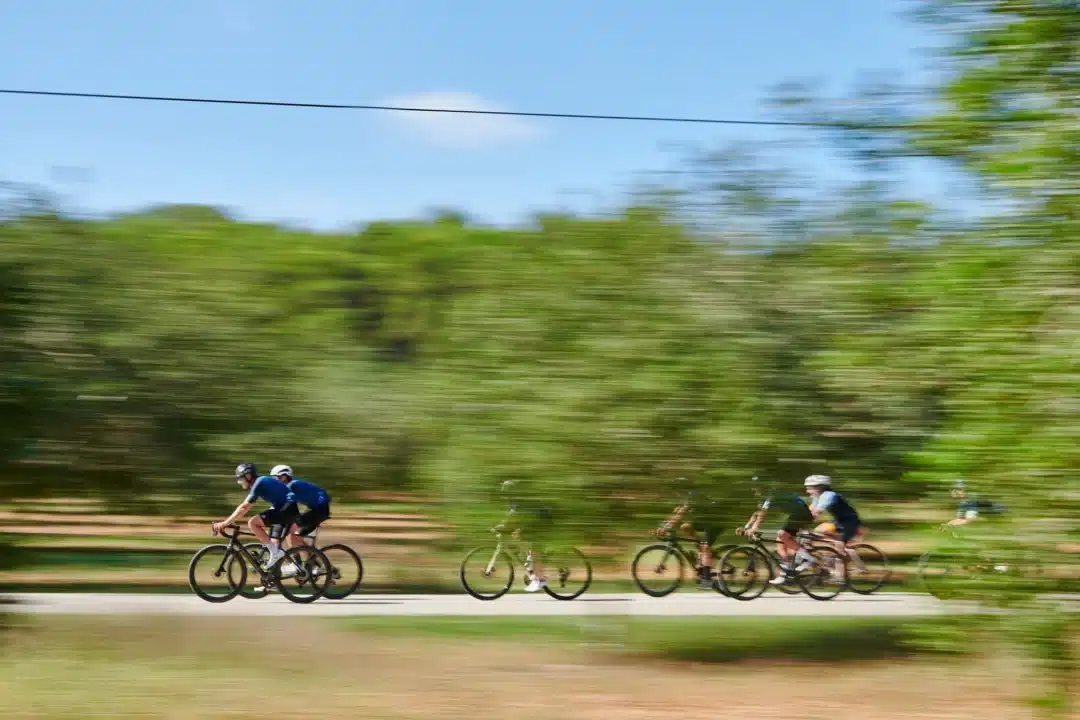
[336,615,956,663]
[0,615,1028,719]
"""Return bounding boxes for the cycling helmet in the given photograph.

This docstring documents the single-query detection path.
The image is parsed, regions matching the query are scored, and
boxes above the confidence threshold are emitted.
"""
[270,464,293,478]
[804,474,831,488]
[952,479,966,491]
[235,463,257,479]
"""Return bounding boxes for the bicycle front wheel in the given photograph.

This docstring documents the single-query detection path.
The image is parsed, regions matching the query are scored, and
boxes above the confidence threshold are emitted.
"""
[275,545,332,604]
[718,545,771,601]
[460,546,514,600]
[631,544,686,597]
[541,546,592,601]
[229,543,271,599]
[188,544,246,603]
[795,545,848,601]
[321,543,364,600]
[844,543,890,595]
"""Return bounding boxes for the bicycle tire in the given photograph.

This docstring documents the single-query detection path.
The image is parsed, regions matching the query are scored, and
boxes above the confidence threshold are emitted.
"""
[460,546,515,600]
[188,544,246,604]
[275,545,332,604]
[768,553,803,596]
[844,543,890,595]
[631,543,686,597]
[795,545,847,601]
[711,543,739,596]
[717,545,771,601]
[321,543,364,600]
[918,546,971,601]
[230,543,271,599]
[542,546,592,601]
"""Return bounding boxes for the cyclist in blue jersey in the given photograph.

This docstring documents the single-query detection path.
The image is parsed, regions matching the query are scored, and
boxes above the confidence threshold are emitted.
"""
[945,479,1006,529]
[805,474,865,545]
[269,464,333,547]
[212,462,299,570]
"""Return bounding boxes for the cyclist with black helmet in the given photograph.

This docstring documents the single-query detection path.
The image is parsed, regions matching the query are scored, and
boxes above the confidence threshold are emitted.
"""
[657,486,724,589]
[738,479,816,584]
[213,463,299,571]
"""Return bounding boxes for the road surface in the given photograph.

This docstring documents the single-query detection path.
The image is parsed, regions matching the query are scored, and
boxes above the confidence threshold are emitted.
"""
[4,592,973,617]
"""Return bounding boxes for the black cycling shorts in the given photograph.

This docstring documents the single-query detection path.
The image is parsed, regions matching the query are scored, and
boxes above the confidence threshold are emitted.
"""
[781,517,811,536]
[835,520,860,543]
[259,502,299,539]
[295,503,331,536]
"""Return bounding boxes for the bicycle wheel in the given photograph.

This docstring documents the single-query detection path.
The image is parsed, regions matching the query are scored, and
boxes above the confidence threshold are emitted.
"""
[918,546,975,601]
[794,545,847,601]
[188,544,246,603]
[768,551,803,595]
[228,543,271,600]
[321,543,364,600]
[541,546,592,601]
[844,543,891,595]
[711,543,739,596]
[717,545,771,601]
[460,546,514,600]
[631,544,686,597]
[275,545,331,604]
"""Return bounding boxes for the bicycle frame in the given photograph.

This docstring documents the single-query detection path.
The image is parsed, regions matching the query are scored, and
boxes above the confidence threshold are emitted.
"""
[216,524,313,583]
[483,528,531,575]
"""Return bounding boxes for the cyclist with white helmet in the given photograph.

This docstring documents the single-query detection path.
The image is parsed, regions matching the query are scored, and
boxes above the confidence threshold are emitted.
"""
[213,462,299,570]
[269,464,333,547]
[804,474,864,545]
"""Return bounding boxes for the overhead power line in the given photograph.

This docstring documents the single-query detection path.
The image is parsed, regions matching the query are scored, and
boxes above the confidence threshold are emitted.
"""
[0,87,868,129]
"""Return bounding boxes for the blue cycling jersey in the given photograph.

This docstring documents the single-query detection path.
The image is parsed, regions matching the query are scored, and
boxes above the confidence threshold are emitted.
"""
[245,476,296,509]
[814,490,860,526]
[287,479,330,509]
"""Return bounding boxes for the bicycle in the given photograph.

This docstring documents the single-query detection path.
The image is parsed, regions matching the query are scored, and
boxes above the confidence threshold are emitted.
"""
[719,529,849,601]
[630,526,738,597]
[187,523,332,604]
[233,525,364,601]
[459,526,592,601]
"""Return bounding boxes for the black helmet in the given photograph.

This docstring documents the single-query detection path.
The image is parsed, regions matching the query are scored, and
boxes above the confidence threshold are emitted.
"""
[235,463,257,479]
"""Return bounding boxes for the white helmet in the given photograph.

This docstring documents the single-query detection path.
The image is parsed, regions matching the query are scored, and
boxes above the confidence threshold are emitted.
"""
[270,464,293,478]
[804,474,831,488]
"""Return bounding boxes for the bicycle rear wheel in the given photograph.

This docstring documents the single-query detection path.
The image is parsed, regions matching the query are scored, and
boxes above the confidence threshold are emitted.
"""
[631,543,685,597]
[795,545,847,601]
[844,543,890,595]
[275,545,331,604]
[188,544,246,603]
[460,546,514,600]
[321,543,364,599]
[718,545,771,601]
[541,546,592,601]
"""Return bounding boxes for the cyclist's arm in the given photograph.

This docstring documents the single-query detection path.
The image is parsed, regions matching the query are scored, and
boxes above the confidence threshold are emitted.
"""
[218,501,253,528]
[744,506,768,534]
[656,505,688,535]
[809,493,833,519]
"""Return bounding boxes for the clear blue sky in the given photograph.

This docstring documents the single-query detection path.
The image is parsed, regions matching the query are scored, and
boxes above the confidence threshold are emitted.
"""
[1,0,939,229]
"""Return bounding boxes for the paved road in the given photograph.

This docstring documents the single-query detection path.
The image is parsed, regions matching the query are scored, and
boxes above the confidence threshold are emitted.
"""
[5,592,969,617]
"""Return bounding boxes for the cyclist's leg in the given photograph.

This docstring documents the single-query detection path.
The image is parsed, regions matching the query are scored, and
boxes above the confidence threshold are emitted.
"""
[249,513,273,546]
